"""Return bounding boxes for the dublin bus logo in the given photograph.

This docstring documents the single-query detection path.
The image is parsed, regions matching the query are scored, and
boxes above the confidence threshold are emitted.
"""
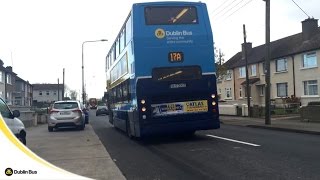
[5,168,13,176]
[155,28,165,39]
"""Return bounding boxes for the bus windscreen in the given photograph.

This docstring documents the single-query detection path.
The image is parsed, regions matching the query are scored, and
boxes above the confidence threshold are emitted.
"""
[145,6,198,25]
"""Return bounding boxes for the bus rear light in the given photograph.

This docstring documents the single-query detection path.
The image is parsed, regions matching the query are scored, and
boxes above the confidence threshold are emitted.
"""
[211,94,216,99]
[141,99,146,104]
[141,107,146,112]
[212,102,216,106]
[212,109,217,113]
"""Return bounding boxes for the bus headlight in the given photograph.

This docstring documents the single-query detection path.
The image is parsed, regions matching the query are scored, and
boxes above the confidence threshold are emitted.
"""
[141,99,146,104]
[211,94,216,99]
[142,107,146,112]
[212,102,216,106]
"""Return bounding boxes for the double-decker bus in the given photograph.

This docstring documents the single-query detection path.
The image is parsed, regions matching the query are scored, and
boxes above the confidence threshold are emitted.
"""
[105,1,220,138]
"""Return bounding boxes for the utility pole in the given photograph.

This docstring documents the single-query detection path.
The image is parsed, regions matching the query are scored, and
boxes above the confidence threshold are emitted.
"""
[243,24,251,117]
[62,68,65,100]
[264,0,271,125]
[58,78,60,101]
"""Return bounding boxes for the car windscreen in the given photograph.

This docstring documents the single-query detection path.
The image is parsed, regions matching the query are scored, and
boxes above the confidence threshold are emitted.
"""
[53,102,79,109]
[152,66,202,81]
[145,6,198,25]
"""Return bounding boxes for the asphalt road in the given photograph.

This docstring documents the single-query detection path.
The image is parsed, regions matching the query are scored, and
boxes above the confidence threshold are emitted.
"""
[90,110,320,180]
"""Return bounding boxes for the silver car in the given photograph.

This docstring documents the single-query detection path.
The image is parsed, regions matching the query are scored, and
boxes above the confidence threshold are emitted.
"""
[48,101,86,132]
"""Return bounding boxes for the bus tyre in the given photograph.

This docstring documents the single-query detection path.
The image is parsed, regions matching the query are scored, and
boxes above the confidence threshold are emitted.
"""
[126,120,133,139]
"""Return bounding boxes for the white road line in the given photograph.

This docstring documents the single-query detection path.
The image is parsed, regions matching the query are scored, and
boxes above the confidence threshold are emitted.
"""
[206,134,261,147]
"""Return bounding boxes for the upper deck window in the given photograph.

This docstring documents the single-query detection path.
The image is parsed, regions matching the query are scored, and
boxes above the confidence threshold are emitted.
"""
[145,6,198,25]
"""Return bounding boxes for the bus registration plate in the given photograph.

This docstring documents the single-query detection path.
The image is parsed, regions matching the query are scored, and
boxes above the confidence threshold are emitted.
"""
[151,100,208,117]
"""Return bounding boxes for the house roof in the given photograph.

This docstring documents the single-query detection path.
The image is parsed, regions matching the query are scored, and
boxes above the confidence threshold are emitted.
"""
[32,84,61,91]
[225,27,320,69]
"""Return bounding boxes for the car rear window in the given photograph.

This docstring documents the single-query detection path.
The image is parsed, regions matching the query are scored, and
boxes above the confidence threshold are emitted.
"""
[53,102,79,109]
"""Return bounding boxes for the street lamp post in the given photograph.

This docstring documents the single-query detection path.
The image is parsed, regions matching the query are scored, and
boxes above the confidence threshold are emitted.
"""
[82,39,108,105]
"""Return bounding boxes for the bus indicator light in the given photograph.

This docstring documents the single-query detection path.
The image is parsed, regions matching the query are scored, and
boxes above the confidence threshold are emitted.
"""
[168,52,184,62]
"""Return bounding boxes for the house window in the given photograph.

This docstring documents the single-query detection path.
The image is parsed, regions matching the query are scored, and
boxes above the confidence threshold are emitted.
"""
[39,91,42,95]
[262,62,266,74]
[218,88,222,95]
[0,91,3,98]
[260,85,265,96]
[225,70,232,80]
[303,80,318,95]
[239,88,242,98]
[251,65,256,76]
[303,52,317,68]
[53,91,57,95]
[225,88,232,99]
[276,58,287,72]
[239,67,246,78]
[46,91,49,95]
[277,83,288,97]
[6,74,12,84]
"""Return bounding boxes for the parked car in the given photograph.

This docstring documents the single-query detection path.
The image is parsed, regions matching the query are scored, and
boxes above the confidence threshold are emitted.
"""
[96,105,109,116]
[0,97,26,145]
[48,100,86,132]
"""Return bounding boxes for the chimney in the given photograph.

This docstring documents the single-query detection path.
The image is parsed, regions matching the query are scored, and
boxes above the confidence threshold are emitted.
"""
[241,42,252,59]
[6,66,12,72]
[302,18,318,41]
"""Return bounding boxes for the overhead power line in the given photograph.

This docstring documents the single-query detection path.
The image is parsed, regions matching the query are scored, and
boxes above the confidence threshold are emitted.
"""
[209,0,233,15]
[211,0,240,17]
[216,0,253,23]
[214,0,245,21]
[291,0,310,18]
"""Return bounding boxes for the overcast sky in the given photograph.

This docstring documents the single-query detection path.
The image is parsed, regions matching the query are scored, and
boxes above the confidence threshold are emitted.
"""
[0,0,319,99]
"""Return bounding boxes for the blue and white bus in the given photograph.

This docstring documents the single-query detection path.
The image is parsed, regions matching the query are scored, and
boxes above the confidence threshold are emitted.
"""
[105,1,220,138]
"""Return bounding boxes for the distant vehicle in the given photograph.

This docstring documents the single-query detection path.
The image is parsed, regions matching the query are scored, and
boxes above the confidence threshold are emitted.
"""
[105,1,220,138]
[48,100,86,132]
[96,105,108,116]
[0,97,26,145]
[88,98,98,109]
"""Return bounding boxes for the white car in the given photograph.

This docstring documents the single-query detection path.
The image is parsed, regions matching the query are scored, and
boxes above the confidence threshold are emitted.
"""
[0,97,26,145]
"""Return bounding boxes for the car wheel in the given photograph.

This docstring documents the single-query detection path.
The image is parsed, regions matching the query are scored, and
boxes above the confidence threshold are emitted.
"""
[18,131,27,145]
[48,127,54,132]
[78,123,85,130]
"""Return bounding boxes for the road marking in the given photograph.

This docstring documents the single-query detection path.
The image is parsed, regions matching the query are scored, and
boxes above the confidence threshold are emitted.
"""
[206,134,261,147]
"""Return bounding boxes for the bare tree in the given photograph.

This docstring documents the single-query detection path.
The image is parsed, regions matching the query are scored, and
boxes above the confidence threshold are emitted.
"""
[214,47,227,79]
[69,90,78,100]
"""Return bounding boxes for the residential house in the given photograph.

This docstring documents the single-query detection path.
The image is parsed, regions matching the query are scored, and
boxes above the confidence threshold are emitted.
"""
[5,66,17,105]
[0,60,6,99]
[32,84,63,106]
[218,18,320,106]
[14,76,33,106]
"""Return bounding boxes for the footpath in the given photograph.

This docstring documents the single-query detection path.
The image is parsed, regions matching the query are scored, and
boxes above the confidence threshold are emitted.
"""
[220,115,320,135]
[27,124,126,180]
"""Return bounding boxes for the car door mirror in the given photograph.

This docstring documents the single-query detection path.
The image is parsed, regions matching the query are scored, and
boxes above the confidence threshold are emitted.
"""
[12,110,20,118]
